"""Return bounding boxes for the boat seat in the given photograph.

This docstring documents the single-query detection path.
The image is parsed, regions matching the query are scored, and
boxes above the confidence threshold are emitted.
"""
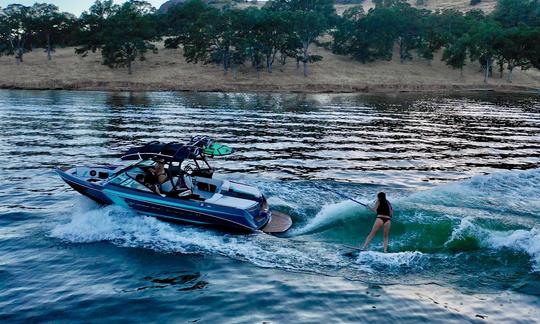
[222,181,262,198]
[183,174,193,190]
[160,178,176,193]
[205,194,258,210]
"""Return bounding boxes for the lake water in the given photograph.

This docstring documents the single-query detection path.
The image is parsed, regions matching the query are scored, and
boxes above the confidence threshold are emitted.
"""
[1,90,539,322]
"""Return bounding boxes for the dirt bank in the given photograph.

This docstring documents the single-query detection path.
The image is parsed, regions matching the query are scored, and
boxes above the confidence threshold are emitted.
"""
[1,44,539,94]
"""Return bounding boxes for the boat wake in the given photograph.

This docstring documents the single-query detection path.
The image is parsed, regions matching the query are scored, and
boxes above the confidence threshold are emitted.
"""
[445,217,540,271]
[291,199,367,236]
[51,168,540,281]
[51,199,427,281]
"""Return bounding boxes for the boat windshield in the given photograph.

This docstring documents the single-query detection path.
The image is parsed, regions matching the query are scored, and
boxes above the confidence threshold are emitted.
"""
[108,167,152,192]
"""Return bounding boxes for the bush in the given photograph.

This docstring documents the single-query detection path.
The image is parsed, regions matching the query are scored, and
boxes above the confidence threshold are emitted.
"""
[470,0,481,5]
[415,0,428,5]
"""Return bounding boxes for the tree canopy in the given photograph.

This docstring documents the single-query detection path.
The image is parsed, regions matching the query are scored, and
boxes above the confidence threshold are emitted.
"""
[75,0,160,74]
[0,0,538,82]
[331,0,540,82]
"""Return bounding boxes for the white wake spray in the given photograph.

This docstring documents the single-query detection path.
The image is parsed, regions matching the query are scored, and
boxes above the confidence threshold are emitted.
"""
[51,203,425,275]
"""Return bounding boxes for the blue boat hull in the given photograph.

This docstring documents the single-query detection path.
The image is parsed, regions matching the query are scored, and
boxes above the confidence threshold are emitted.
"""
[55,168,269,232]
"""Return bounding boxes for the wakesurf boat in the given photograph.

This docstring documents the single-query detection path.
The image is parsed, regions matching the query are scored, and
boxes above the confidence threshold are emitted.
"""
[55,136,292,233]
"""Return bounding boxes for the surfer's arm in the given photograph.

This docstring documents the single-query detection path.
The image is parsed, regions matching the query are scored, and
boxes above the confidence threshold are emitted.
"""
[370,200,379,212]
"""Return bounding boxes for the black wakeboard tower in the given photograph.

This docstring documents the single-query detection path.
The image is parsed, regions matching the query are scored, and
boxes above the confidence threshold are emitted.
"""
[119,136,234,178]
[120,135,234,162]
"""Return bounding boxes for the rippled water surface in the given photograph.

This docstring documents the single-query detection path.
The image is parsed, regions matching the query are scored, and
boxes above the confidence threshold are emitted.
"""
[1,90,540,322]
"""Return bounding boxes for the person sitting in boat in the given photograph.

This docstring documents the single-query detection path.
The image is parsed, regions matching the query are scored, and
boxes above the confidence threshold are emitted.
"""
[141,160,168,194]
[135,173,161,194]
[149,160,168,184]
[361,192,393,253]
[147,160,190,197]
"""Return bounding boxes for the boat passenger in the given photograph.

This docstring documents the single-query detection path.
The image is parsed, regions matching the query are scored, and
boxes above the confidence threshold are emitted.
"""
[149,160,168,184]
[135,174,145,183]
[136,173,161,194]
[361,192,393,253]
[143,160,169,194]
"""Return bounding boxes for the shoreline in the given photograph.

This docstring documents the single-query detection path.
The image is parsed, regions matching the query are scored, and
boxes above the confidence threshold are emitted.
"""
[1,80,538,94]
[1,45,539,96]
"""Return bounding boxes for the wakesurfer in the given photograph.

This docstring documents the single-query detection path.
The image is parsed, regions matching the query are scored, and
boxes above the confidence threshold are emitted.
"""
[361,192,393,253]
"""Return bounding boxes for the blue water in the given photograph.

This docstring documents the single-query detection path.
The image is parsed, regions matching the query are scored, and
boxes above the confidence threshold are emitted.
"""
[1,90,540,322]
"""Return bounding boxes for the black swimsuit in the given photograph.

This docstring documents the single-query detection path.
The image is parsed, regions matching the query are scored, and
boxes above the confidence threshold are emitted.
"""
[377,216,391,224]
[376,200,392,224]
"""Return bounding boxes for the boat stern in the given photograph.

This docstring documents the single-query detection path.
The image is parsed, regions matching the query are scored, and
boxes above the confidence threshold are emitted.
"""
[249,196,292,233]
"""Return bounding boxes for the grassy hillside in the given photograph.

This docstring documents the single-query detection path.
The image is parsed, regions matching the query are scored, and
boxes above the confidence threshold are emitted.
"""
[237,0,499,14]
[335,0,498,14]
[0,0,537,94]
[1,42,538,93]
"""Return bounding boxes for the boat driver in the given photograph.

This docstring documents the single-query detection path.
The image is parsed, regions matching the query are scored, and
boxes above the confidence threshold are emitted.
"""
[148,160,179,195]
[135,173,161,194]
[149,160,168,185]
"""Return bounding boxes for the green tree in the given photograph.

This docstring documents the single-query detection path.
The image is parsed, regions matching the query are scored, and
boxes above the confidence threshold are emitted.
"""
[290,10,325,76]
[435,9,469,43]
[179,7,238,75]
[0,4,33,64]
[416,11,446,62]
[492,0,540,70]
[267,0,336,77]
[75,0,118,57]
[332,5,400,63]
[436,10,470,71]
[492,0,540,28]
[162,0,210,49]
[256,8,294,73]
[468,17,504,83]
[442,36,469,74]
[391,3,425,62]
[75,1,159,74]
[100,1,160,74]
[497,26,537,81]
[30,3,75,61]
[332,6,386,63]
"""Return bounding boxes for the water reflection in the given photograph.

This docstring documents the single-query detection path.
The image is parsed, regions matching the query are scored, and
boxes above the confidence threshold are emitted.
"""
[0,90,539,186]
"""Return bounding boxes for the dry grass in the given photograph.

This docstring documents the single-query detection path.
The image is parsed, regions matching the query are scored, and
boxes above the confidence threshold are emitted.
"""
[1,43,538,93]
[2,1,529,94]
[238,0,498,15]
[334,0,498,15]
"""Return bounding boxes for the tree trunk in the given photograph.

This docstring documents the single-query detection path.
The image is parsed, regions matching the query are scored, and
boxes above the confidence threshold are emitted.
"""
[223,51,229,75]
[302,41,309,77]
[16,47,23,65]
[483,56,490,83]
[498,60,504,78]
[399,37,405,64]
[506,64,514,83]
[8,37,15,55]
[46,32,52,61]
[127,59,132,75]
[232,62,237,80]
[266,55,272,73]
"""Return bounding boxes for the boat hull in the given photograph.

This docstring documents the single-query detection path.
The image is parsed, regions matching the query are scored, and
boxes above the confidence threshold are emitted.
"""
[55,168,268,232]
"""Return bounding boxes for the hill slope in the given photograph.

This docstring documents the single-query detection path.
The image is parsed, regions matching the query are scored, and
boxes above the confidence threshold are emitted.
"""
[0,43,538,93]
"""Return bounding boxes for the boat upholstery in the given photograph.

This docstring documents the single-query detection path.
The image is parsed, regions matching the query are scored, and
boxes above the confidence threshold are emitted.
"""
[224,181,262,198]
[205,194,258,210]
